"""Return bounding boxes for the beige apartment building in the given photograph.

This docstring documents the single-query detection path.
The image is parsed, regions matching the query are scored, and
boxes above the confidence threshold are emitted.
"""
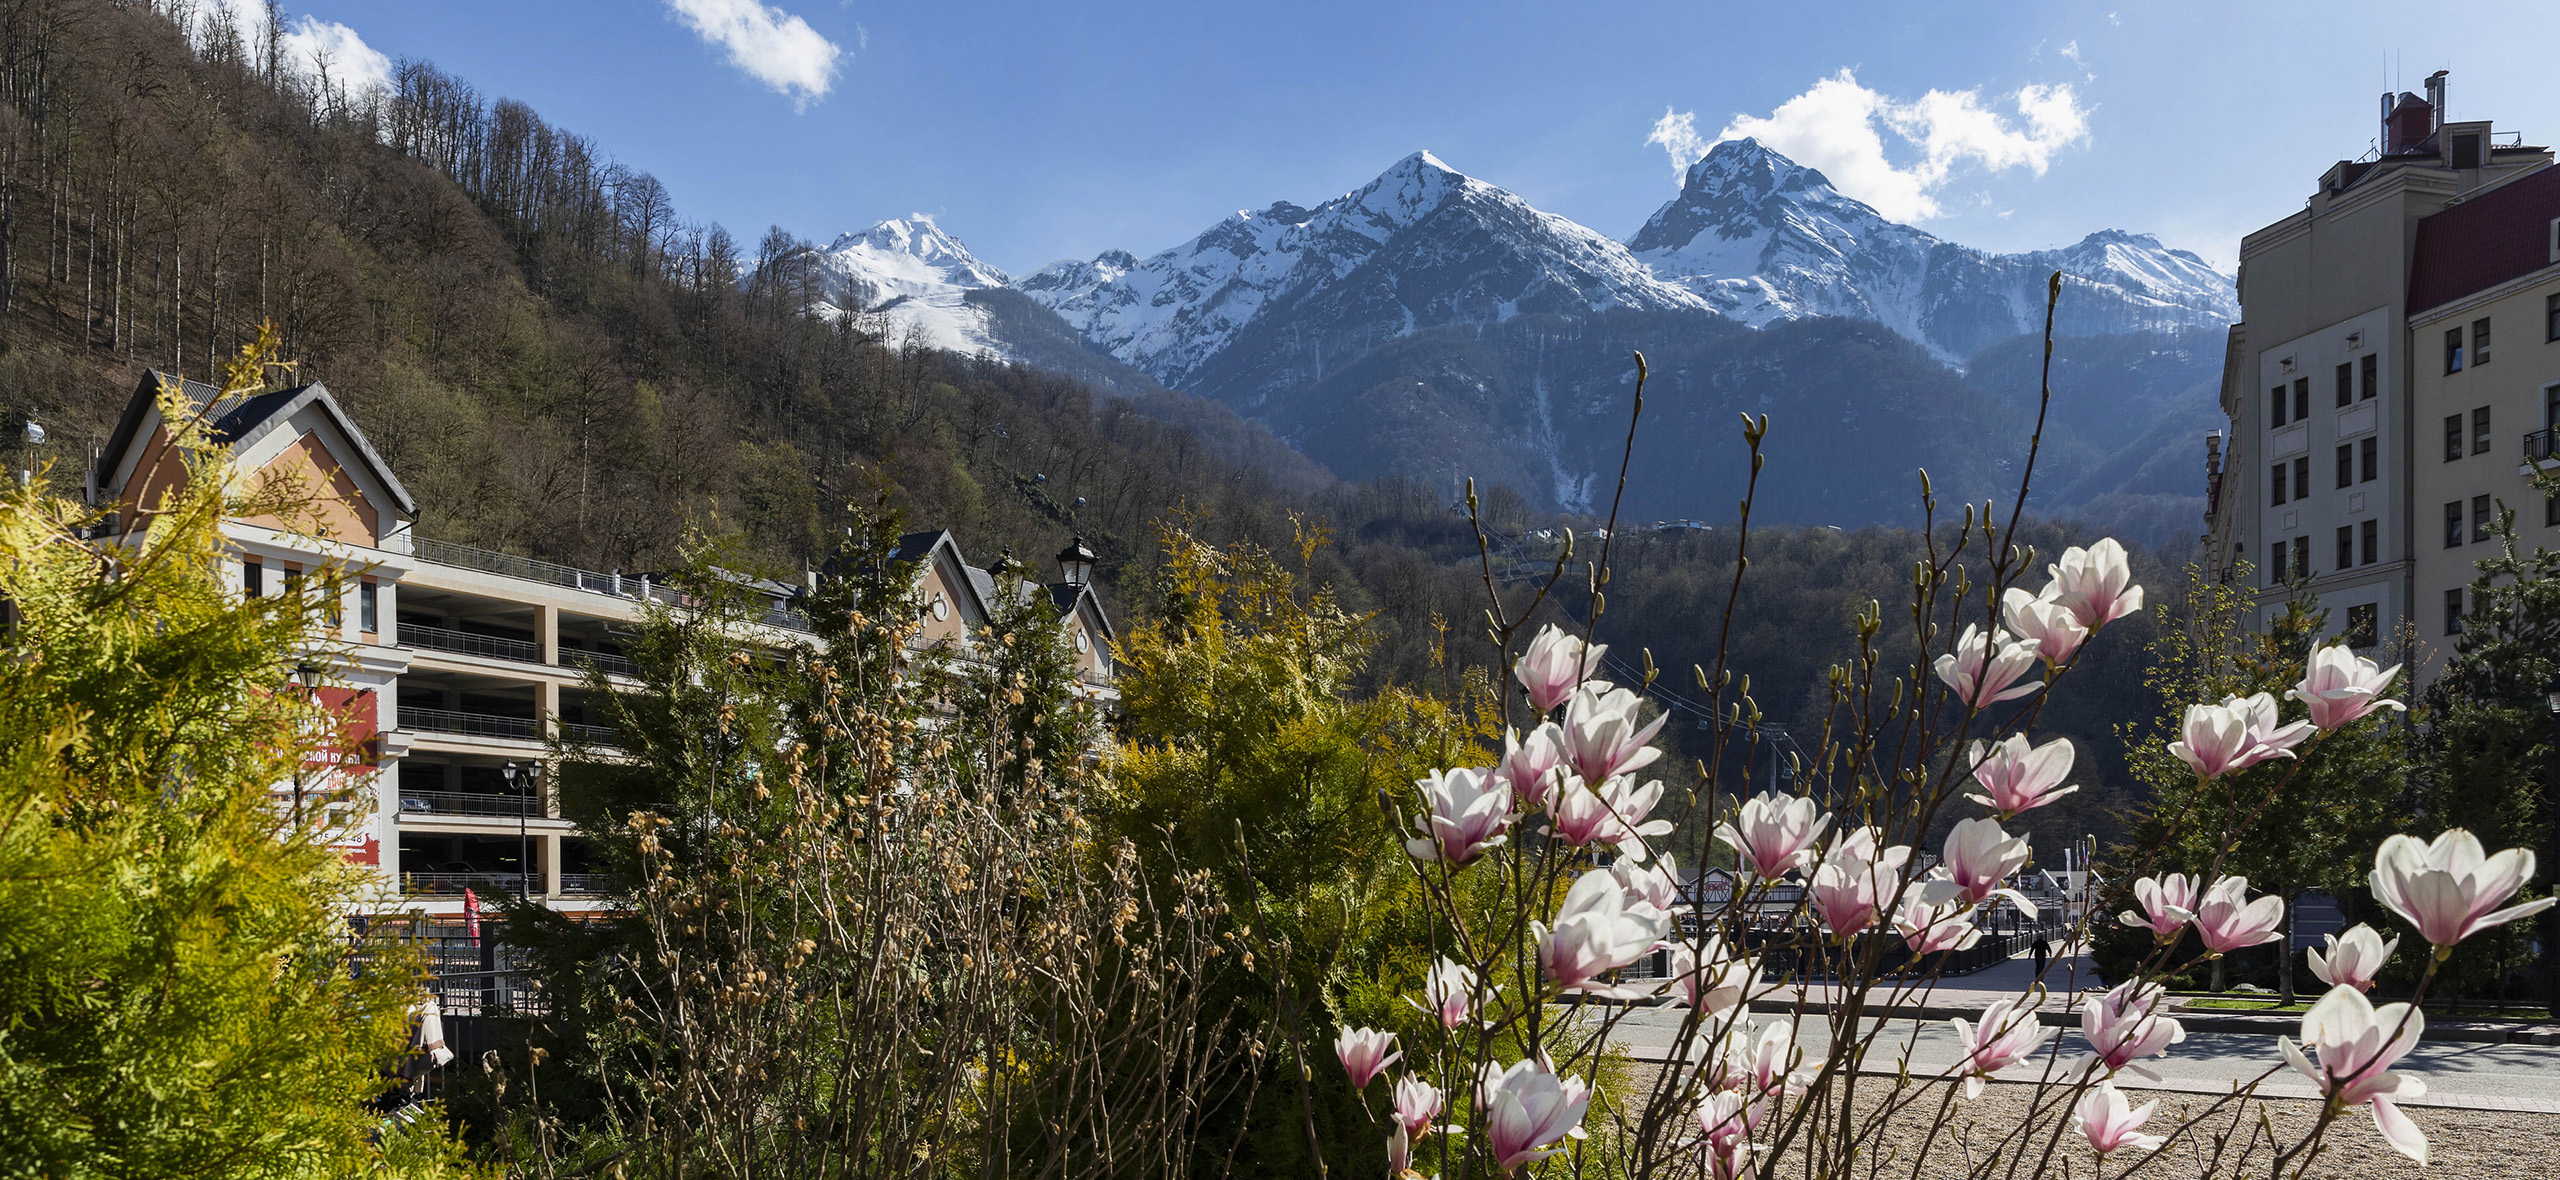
[85,370,1118,920]
[2206,72,2557,682]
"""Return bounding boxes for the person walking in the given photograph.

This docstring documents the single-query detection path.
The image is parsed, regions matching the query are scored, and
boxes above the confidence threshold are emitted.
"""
[2030,932,2050,978]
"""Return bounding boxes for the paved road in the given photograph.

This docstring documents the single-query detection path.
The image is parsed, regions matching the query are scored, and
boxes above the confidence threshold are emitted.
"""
[1593,946,2560,1113]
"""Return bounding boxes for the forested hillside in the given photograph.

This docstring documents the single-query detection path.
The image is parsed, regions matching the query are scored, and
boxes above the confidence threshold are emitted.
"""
[0,0,2176,840]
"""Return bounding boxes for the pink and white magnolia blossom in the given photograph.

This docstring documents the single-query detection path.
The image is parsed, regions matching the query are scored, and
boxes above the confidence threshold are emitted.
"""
[2074,979,2186,1080]
[1386,1125,1413,1176]
[2043,538,2144,630]
[1405,766,1514,866]
[1413,956,1481,1029]
[2074,1080,2166,1156]
[1733,1017,1803,1096]
[1933,624,2043,707]
[1496,722,1570,809]
[1515,624,1606,715]
[1614,853,1681,913]
[1693,1088,1764,1147]
[2288,643,2407,731]
[1548,774,1674,850]
[1537,868,1673,997]
[1392,1074,1445,1137]
[2002,586,2090,666]
[1334,1026,1400,1089]
[2369,829,2556,950]
[1933,817,2038,918]
[2279,985,2432,1164]
[2193,875,2286,955]
[1713,793,1831,880]
[2168,692,2315,780]
[1950,996,2054,1099]
[1560,683,1668,783]
[1478,1055,1591,1174]
[1893,880,1982,955]
[1964,733,2079,815]
[2119,873,2201,938]
[1811,827,1911,936]
[2308,924,2398,992]
[1666,935,1755,1016]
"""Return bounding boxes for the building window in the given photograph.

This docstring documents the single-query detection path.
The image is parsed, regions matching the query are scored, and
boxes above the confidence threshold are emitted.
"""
[2445,587,2465,635]
[2271,385,2289,428]
[2334,443,2352,489]
[243,561,263,597]
[2360,352,2378,400]
[2445,501,2465,547]
[2473,494,2494,541]
[2472,317,2491,365]
[2294,457,2310,504]
[2335,525,2353,571]
[2549,495,2560,528]
[2445,327,2465,373]
[2548,292,2560,342]
[2335,361,2353,408]
[2360,518,2378,565]
[2473,406,2492,455]
[359,582,379,632]
[2345,603,2378,648]
[2293,536,2310,580]
[2445,414,2464,461]
[2268,542,2285,584]
[2271,462,2288,505]
[2360,436,2378,482]
[2293,378,2311,422]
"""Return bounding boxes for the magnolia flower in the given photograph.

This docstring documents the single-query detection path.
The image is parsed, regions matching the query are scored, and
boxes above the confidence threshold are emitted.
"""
[2044,538,2144,630]
[1811,827,1911,936]
[1386,1125,1413,1176]
[1965,733,2079,815]
[1613,853,1681,913]
[2308,924,2398,992]
[2279,985,2431,1163]
[2002,586,2090,666]
[1733,1017,1802,1096]
[2119,873,2201,938]
[2288,643,2406,731]
[1560,684,1667,783]
[1548,775,1674,850]
[1666,936,1754,1016]
[2075,979,2185,1080]
[1537,868,1672,997]
[1951,996,2053,1099]
[1516,624,1606,715]
[1392,1074,1445,1137]
[1714,793,1831,880]
[1933,624,2043,707]
[2074,1080,2166,1155]
[2193,875,2286,955]
[2168,692,2315,780]
[1405,766,1515,866]
[1933,817,2038,918]
[1479,1056,1590,1174]
[1894,879,1982,955]
[1414,956,1480,1029]
[1334,1026,1400,1089]
[1694,1091,1764,1180]
[2369,829,2555,949]
[1497,722,1570,809]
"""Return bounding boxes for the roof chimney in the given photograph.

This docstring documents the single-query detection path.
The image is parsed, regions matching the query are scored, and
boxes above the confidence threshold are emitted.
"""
[2425,71,2448,132]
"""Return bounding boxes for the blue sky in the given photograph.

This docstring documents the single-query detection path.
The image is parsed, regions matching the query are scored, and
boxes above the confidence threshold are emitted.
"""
[286,1,2559,274]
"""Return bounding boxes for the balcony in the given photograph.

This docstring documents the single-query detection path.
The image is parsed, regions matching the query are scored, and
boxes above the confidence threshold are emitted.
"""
[405,622,542,665]
[560,648,638,677]
[559,873,620,895]
[402,870,537,896]
[414,537,673,601]
[2525,428,2559,472]
[398,789,542,819]
[560,721,621,748]
[406,707,540,743]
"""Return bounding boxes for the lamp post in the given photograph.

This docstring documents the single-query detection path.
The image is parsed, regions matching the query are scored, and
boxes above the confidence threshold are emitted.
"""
[2543,674,2560,1019]
[1055,536,1098,588]
[290,662,322,822]
[502,760,539,899]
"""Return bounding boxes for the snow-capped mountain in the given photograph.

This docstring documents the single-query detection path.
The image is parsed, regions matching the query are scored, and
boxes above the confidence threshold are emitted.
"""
[1627,138,2237,363]
[1020,151,1708,408]
[810,216,1013,354]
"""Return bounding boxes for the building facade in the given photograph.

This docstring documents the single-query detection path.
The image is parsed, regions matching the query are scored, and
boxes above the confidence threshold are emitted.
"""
[2206,72,2557,681]
[87,371,1117,918]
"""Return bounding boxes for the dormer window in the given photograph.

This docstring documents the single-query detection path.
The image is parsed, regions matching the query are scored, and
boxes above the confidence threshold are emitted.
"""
[2451,131,2482,169]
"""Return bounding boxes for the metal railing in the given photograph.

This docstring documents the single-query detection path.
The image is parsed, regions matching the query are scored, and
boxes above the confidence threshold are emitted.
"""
[560,721,621,747]
[414,536,668,600]
[401,870,536,896]
[405,707,541,742]
[2526,428,2558,465]
[397,789,542,818]
[560,648,638,677]
[558,873,620,895]
[404,623,543,665]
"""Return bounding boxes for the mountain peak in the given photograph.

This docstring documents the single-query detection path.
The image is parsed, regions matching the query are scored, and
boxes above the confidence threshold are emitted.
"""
[1682,137,1837,200]
[821,216,1008,289]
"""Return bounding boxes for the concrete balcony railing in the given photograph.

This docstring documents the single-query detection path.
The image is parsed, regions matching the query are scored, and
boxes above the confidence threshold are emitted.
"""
[397,789,543,818]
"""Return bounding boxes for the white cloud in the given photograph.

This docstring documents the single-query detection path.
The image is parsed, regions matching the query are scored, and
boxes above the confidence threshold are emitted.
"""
[1649,69,2091,222]
[666,0,843,106]
[197,1,392,100]
[2058,40,2093,80]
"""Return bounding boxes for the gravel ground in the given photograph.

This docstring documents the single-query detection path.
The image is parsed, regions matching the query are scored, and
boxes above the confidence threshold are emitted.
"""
[1610,1070,2560,1179]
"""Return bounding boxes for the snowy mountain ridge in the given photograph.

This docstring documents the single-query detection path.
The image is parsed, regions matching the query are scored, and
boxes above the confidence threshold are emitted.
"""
[808,215,1012,355]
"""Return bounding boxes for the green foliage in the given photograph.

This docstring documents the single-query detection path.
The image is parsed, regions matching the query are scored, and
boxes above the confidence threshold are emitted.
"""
[0,355,465,1176]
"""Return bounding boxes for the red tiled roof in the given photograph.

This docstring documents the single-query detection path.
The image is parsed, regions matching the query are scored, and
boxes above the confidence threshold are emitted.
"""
[2408,165,2560,313]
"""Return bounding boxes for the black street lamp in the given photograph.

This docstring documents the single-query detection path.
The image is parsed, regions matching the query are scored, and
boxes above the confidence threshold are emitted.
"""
[502,760,541,898]
[1055,536,1098,588]
[290,663,322,822]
